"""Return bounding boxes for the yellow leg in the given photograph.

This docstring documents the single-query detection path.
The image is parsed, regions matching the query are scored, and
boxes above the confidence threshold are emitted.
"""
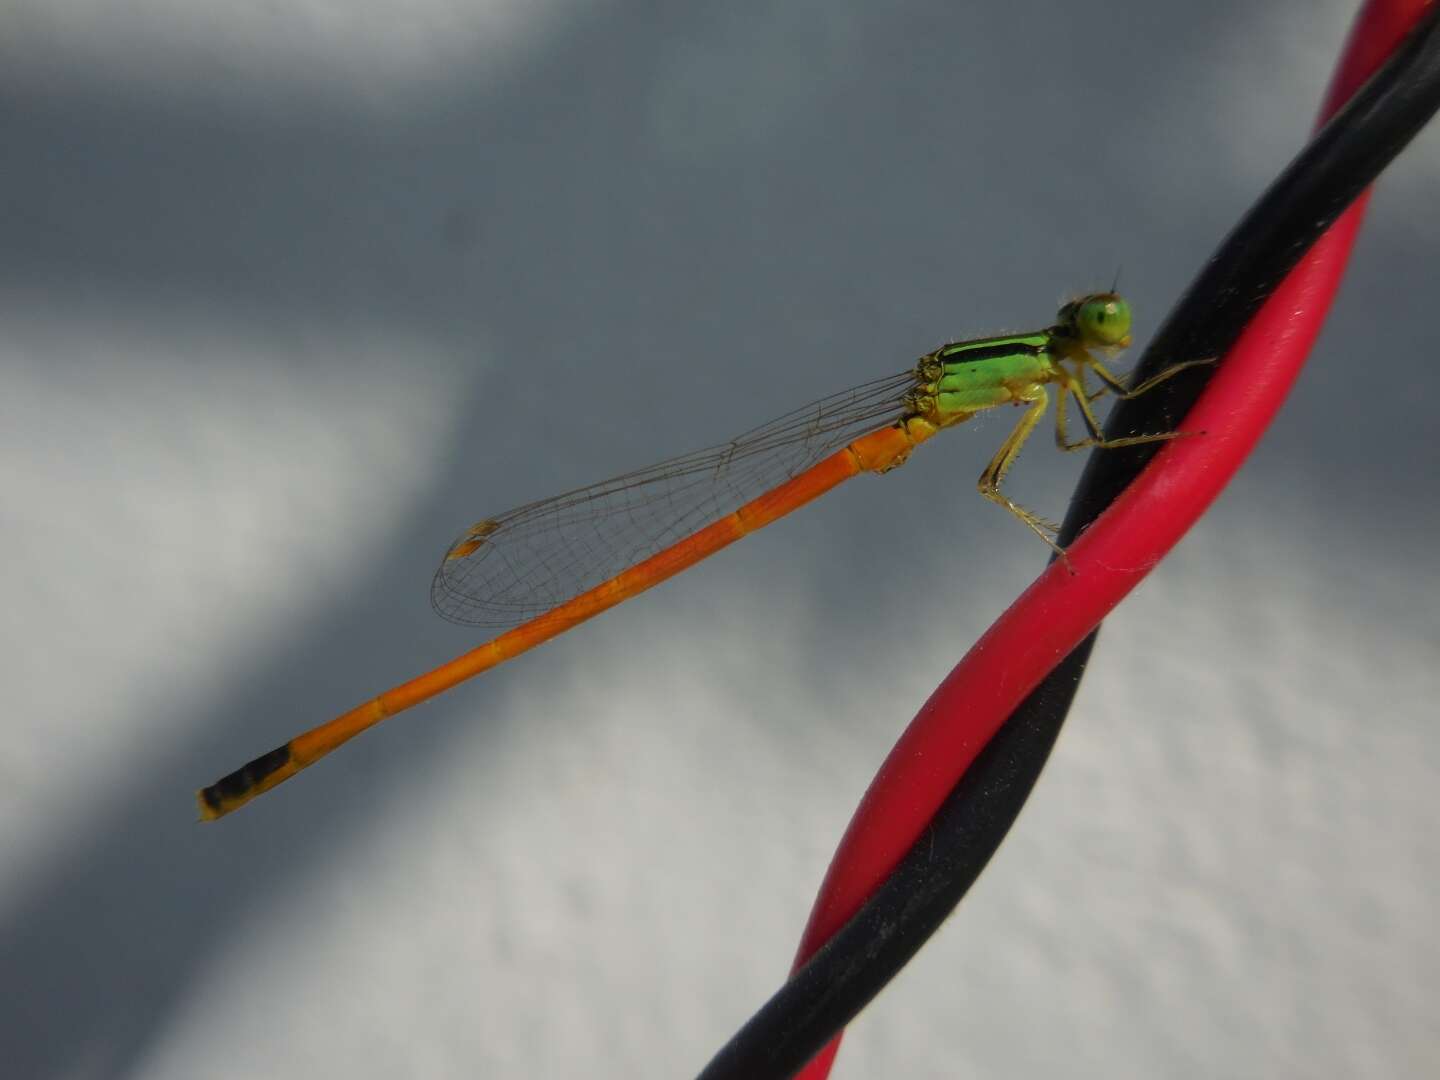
[1054,374,1100,449]
[978,386,1066,559]
[1087,354,1215,400]
[1054,370,1188,453]
[1065,362,1113,406]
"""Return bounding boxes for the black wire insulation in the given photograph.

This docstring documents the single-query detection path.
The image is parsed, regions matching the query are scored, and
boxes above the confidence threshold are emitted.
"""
[699,8,1440,1079]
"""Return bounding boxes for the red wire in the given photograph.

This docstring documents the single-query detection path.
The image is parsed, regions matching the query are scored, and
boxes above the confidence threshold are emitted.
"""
[788,1,1431,1076]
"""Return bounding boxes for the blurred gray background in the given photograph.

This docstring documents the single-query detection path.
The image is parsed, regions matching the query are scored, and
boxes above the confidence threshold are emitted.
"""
[2,2,1437,1077]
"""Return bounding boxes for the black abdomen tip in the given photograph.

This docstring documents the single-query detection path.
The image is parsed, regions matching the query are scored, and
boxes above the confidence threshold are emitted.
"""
[198,744,292,820]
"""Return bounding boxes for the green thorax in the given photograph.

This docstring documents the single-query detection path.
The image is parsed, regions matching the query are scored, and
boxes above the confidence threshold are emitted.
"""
[905,329,1062,427]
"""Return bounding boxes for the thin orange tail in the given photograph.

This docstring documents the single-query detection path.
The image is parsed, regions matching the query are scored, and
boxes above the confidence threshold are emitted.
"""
[198,423,921,820]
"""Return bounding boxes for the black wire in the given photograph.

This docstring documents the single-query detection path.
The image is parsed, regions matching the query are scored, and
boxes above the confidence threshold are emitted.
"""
[698,638,1095,1080]
[698,8,1440,1079]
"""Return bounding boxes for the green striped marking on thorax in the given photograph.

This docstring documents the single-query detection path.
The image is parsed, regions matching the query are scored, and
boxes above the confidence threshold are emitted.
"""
[935,331,1053,364]
[906,329,1065,425]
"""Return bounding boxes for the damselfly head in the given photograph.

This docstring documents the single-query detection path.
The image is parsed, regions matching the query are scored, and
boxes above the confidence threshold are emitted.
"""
[1060,293,1131,350]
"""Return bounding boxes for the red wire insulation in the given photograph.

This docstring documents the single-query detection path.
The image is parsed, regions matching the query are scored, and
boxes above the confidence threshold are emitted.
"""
[789,2,1430,1076]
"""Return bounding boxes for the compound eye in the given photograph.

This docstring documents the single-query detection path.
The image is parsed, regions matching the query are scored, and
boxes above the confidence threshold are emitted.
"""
[1078,295,1131,347]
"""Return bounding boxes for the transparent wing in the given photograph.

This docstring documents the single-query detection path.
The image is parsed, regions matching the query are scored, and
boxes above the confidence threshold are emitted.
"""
[431,370,917,628]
